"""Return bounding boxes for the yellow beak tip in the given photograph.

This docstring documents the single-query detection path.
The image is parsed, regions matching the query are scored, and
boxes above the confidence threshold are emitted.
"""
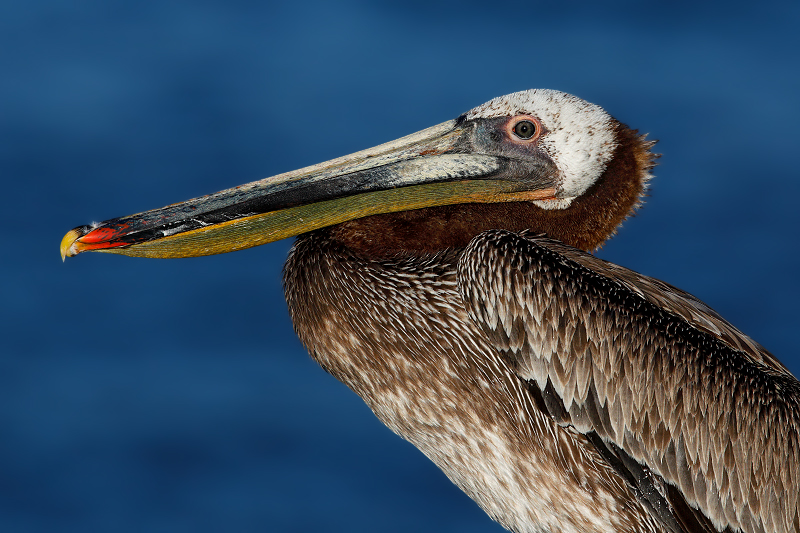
[60,228,85,261]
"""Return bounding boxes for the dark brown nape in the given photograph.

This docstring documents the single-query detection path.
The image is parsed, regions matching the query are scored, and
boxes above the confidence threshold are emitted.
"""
[328,122,658,260]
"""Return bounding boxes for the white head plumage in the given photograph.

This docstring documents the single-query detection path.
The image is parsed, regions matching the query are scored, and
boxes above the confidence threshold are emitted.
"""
[466,89,618,209]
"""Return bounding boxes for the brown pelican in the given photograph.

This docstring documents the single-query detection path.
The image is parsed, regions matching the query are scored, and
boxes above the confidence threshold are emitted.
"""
[61,89,799,533]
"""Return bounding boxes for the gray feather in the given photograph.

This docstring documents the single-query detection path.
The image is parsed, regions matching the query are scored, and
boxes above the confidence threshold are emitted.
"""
[459,230,800,533]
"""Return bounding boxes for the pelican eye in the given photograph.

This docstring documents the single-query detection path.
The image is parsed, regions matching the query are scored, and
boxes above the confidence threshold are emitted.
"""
[513,120,537,139]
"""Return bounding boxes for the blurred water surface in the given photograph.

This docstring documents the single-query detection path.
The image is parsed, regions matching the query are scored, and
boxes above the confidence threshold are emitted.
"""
[2,1,799,532]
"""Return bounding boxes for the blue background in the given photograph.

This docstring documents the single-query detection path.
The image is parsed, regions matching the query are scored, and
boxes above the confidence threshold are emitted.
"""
[2,1,799,531]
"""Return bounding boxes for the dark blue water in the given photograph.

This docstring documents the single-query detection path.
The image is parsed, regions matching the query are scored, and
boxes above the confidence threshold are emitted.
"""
[2,1,799,531]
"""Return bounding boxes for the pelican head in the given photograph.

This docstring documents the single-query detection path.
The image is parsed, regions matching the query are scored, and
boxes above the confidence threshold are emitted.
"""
[61,89,654,260]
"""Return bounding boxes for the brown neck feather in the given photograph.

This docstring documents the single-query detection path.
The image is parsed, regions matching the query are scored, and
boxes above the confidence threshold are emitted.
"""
[327,123,657,259]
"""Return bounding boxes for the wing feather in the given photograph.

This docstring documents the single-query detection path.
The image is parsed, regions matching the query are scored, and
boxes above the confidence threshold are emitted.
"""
[458,230,800,533]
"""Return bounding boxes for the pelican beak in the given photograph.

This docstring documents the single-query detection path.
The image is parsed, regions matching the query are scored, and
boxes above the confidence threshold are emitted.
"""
[61,118,559,260]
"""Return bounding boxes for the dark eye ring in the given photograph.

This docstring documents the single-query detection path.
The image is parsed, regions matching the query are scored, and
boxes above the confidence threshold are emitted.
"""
[513,120,537,139]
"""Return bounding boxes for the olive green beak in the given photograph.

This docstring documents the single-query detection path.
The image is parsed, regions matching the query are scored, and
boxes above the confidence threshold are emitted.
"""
[61,118,558,260]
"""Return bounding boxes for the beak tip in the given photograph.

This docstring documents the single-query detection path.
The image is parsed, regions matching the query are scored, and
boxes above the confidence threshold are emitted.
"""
[60,225,92,261]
